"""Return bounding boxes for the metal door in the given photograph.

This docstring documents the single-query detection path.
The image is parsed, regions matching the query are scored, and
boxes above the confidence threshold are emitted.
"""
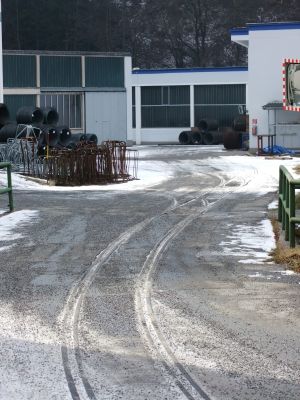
[85,92,127,143]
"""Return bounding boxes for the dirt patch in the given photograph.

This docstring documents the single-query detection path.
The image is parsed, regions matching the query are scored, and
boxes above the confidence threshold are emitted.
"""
[270,217,300,272]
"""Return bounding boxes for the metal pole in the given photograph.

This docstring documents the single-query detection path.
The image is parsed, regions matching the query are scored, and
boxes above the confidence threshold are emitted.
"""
[7,163,13,212]
[0,0,3,102]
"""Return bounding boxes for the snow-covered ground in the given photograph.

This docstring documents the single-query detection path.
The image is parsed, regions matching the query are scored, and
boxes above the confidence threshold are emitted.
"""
[0,145,299,193]
[220,219,275,264]
[0,210,39,252]
[1,146,299,268]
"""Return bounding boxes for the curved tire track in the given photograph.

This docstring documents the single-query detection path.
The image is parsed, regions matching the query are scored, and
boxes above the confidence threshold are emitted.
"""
[59,166,256,400]
[135,169,258,400]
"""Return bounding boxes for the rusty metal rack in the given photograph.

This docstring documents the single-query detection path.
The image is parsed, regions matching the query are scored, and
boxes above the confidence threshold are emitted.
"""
[45,141,138,186]
[0,139,138,186]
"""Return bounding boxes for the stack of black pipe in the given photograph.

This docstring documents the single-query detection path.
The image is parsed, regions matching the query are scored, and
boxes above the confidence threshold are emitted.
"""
[197,119,223,145]
[178,118,223,145]
[178,130,198,145]
[222,115,249,150]
[0,104,98,150]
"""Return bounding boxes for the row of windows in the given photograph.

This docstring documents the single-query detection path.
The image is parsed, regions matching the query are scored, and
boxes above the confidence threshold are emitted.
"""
[133,105,245,128]
[133,84,246,128]
[3,55,125,88]
[133,85,246,106]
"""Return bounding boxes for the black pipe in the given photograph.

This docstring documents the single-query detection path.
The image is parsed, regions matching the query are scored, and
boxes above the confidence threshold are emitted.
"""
[191,131,203,145]
[178,130,193,145]
[81,133,98,144]
[197,119,219,131]
[0,104,10,127]
[203,130,223,145]
[39,126,59,147]
[56,126,72,146]
[0,124,41,142]
[223,127,241,149]
[16,106,44,125]
[71,133,85,143]
[42,107,59,126]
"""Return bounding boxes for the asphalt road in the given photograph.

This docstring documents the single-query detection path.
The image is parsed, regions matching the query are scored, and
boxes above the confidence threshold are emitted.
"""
[0,146,299,400]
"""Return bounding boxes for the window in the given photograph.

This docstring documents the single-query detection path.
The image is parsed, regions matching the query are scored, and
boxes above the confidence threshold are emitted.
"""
[194,84,246,127]
[133,86,190,128]
[40,93,83,129]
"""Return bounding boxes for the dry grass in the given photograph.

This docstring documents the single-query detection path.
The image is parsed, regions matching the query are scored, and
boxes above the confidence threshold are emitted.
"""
[270,217,300,272]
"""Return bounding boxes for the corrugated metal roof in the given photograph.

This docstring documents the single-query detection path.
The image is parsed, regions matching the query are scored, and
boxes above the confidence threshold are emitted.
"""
[262,102,283,109]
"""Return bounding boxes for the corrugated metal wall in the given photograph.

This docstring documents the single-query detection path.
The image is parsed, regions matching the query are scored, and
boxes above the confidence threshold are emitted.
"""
[3,55,36,88]
[194,84,246,126]
[85,57,124,87]
[140,86,190,127]
[85,92,127,142]
[40,56,82,87]
[4,95,36,120]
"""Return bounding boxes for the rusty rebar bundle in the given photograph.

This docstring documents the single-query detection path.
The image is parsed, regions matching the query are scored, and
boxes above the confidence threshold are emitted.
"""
[46,141,138,186]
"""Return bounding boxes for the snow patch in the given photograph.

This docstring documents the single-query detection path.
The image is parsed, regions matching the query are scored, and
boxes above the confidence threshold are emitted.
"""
[279,270,296,276]
[268,199,278,210]
[220,219,275,264]
[0,210,39,242]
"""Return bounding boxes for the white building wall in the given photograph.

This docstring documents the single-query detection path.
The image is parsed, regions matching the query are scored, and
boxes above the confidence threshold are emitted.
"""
[124,56,133,141]
[131,69,248,87]
[131,69,248,144]
[248,28,300,149]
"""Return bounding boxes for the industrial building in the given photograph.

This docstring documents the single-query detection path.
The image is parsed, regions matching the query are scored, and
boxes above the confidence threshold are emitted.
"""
[3,50,132,142]
[131,21,300,149]
[130,67,247,144]
[4,21,300,150]
[231,21,300,150]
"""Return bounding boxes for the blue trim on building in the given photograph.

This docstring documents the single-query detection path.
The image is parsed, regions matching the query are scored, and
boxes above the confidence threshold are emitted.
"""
[248,22,300,31]
[132,67,248,75]
[232,21,300,33]
[230,28,249,36]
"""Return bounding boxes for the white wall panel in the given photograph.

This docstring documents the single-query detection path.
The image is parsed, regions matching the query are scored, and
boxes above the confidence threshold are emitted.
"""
[85,92,127,142]
[248,28,300,149]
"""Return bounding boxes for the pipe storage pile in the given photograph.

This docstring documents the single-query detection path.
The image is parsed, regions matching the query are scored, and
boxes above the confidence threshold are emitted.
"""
[0,104,98,152]
[178,115,249,150]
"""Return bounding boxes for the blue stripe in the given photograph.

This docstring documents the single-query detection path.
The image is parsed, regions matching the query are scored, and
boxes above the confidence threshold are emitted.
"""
[231,22,300,33]
[132,67,248,75]
[248,22,300,31]
[230,28,249,36]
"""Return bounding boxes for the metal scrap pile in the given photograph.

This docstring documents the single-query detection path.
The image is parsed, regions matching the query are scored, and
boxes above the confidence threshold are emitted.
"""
[46,141,138,186]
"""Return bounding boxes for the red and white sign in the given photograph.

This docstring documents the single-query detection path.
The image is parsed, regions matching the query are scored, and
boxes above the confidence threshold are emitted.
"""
[282,58,300,112]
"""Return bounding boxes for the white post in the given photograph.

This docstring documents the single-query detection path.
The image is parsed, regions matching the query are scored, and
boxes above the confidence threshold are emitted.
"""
[124,56,132,141]
[81,56,85,87]
[135,86,141,145]
[0,0,4,102]
[190,85,194,127]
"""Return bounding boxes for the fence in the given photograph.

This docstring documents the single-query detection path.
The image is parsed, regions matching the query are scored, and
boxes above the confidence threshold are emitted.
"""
[0,162,13,212]
[278,165,300,247]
